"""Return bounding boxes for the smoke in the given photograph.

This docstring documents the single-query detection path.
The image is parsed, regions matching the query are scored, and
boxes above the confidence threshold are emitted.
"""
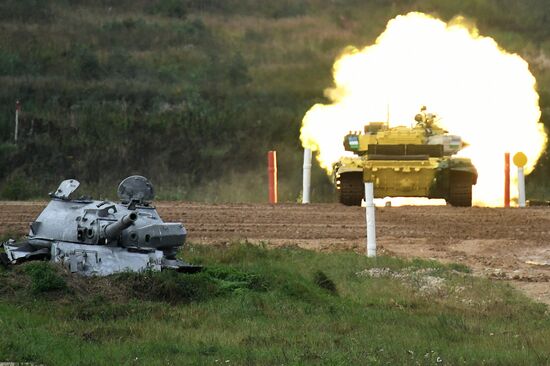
[300,12,547,206]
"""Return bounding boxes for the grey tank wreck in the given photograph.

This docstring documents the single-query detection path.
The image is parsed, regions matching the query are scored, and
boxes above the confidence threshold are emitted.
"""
[1,176,200,276]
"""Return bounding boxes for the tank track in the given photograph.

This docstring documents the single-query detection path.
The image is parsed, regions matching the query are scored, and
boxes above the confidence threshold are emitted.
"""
[448,171,473,207]
[338,172,364,206]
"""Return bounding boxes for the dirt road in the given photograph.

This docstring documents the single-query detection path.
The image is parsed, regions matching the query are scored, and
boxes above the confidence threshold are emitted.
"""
[1,201,549,304]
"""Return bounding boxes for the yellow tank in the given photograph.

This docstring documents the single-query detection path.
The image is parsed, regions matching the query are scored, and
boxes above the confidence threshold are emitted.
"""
[334,112,477,206]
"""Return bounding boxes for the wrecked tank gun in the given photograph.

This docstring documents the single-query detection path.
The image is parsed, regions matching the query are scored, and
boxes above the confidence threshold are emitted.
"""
[0,176,200,276]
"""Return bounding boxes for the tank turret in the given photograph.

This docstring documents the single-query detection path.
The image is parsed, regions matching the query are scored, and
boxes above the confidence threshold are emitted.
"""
[1,176,200,275]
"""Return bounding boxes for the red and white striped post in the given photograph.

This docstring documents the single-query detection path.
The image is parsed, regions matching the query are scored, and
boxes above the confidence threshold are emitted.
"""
[267,151,278,204]
[504,152,510,207]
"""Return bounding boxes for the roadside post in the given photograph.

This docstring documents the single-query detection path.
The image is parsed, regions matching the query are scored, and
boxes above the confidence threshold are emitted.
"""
[513,152,527,208]
[14,100,21,143]
[364,182,376,257]
[504,152,510,207]
[302,148,312,204]
[268,151,278,204]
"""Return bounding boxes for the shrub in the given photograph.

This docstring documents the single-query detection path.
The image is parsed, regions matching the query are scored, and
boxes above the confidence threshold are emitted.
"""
[227,53,251,86]
[0,173,37,200]
[106,48,136,78]
[0,0,52,22]
[23,262,67,294]
[148,0,188,18]
[206,265,268,292]
[313,270,338,295]
[117,264,268,303]
[67,44,102,80]
[0,50,24,76]
[120,270,216,303]
[263,0,308,18]
[447,262,471,273]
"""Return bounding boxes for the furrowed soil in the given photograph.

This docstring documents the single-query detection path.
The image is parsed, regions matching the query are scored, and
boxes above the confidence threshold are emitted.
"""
[1,201,549,304]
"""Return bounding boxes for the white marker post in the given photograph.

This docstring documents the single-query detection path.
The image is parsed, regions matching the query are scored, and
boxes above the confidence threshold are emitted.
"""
[14,100,20,143]
[302,148,312,204]
[518,168,526,207]
[513,152,527,208]
[365,182,376,257]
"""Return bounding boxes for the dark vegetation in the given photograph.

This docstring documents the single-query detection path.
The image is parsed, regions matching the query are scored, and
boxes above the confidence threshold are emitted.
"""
[0,242,549,365]
[0,0,549,201]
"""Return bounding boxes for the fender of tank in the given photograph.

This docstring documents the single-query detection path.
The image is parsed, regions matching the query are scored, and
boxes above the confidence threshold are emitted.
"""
[333,113,478,206]
[0,176,201,276]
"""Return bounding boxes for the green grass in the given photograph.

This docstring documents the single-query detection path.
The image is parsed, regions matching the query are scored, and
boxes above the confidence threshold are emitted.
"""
[0,242,548,365]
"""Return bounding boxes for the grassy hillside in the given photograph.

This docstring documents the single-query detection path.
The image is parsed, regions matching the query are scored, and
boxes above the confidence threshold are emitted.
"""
[0,0,549,201]
[1,242,549,365]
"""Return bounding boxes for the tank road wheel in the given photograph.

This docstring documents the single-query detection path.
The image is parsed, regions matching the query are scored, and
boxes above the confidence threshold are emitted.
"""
[448,171,473,207]
[338,172,364,206]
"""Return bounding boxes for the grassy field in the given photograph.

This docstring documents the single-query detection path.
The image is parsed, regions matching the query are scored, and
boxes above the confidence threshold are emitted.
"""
[0,242,548,365]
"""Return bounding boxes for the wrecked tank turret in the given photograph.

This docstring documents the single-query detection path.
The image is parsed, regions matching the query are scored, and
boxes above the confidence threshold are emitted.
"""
[0,176,200,276]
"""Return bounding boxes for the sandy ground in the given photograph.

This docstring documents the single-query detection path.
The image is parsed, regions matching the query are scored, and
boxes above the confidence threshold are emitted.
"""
[1,201,549,304]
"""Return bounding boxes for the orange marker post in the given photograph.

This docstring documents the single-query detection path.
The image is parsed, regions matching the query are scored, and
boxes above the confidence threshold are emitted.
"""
[268,151,278,204]
[504,152,510,207]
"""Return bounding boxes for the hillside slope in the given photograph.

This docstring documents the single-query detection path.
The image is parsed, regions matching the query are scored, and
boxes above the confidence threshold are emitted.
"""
[1,0,549,201]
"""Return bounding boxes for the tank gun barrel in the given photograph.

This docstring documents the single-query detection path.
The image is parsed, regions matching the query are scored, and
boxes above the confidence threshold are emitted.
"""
[104,212,137,240]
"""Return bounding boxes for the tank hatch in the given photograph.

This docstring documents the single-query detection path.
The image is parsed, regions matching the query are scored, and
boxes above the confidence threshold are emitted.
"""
[51,179,80,199]
[117,175,155,203]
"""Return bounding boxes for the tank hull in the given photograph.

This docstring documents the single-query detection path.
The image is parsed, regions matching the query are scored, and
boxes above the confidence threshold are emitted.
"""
[334,156,477,206]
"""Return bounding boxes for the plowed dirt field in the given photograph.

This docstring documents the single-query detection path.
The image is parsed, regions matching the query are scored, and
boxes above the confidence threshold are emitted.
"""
[1,201,549,304]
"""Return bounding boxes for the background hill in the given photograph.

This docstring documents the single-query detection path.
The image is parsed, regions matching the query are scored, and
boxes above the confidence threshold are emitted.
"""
[1,0,549,201]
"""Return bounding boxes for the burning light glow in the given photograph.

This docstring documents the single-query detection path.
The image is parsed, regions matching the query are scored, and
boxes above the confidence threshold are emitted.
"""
[300,12,547,206]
